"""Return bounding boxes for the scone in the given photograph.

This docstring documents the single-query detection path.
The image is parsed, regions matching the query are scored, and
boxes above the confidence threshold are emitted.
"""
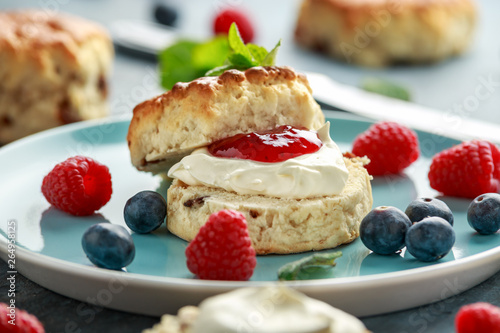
[0,10,113,144]
[294,0,477,67]
[143,286,370,333]
[168,156,372,254]
[127,66,325,174]
[127,66,373,254]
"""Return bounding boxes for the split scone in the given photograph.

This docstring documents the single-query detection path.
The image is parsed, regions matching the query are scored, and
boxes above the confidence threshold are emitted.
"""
[127,66,373,255]
[294,0,477,67]
[0,10,113,144]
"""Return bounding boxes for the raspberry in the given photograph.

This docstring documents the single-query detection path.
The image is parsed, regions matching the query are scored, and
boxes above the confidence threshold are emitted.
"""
[41,156,112,216]
[428,140,500,198]
[352,121,419,175]
[213,8,254,44]
[0,303,45,333]
[455,302,500,333]
[185,209,256,281]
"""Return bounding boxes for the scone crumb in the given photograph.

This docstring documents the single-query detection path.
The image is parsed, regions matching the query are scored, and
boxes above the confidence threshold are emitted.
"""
[343,151,357,159]
[343,154,371,167]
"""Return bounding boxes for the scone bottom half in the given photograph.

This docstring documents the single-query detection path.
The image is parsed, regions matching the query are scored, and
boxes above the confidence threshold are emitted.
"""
[166,157,373,255]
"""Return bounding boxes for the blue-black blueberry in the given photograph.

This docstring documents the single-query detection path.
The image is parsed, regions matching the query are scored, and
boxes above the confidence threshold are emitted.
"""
[124,190,167,234]
[405,216,455,262]
[405,197,454,225]
[467,193,500,235]
[360,206,412,255]
[82,223,135,270]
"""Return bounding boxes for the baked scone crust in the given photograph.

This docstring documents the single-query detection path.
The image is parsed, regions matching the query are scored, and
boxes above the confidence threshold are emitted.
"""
[0,10,113,143]
[294,0,477,67]
[127,66,325,174]
[167,157,373,255]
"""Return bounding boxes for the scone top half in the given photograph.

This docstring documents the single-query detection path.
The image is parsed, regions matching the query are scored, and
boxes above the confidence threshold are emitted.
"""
[127,66,325,174]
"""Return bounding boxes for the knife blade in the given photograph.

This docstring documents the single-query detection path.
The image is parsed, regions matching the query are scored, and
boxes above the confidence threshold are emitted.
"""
[110,19,178,58]
[305,71,500,144]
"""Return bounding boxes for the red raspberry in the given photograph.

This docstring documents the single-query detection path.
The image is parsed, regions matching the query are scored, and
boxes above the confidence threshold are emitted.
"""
[428,140,500,198]
[41,156,112,216]
[352,121,420,175]
[213,8,254,44]
[0,303,45,333]
[185,209,256,281]
[455,302,500,333]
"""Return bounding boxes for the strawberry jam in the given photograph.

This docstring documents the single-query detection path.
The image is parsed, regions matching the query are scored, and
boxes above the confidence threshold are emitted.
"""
[207,125,323,163]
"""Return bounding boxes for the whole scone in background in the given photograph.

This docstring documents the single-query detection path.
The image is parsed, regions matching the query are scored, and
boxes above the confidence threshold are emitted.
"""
[0,10,113,144]
[295,0,477,67]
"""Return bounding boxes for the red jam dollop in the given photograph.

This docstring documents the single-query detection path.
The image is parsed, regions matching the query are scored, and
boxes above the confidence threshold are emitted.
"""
[207,125,323,163]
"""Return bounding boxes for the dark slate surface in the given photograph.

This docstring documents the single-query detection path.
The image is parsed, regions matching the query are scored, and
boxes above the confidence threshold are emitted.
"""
[1,260,500,333]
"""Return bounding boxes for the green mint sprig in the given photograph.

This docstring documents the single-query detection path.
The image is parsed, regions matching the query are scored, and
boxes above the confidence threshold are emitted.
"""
[206,23,281,76]
[361,77,411,101]
[158,36,229,90]
[277,251,342,281]
[158,23,281,90]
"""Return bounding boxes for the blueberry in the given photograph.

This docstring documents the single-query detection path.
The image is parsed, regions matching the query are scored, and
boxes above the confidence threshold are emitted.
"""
[360,206,412,255]
[82,223,135,270]
[405,216,455,262]
[467,193,500,235]
[405,197,454,226]
[124,191,167,234]
[153,3,178,27]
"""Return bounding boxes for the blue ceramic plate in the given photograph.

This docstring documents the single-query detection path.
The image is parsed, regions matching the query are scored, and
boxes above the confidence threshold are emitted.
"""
[1,111,499,317]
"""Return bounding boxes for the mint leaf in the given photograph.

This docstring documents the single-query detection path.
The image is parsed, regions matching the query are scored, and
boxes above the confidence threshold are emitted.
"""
[205,64,234,76]
[361,77,411,101]
[261,39,281,66]
[159,40,203,90]
[192,35,229,70]
[247,43,269,63]
[228,53,256,68]
[228,23,254,63]
[204,23,280,76]
[158,23,282,89]
[159,37,229,90]
[278,251,342,281]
